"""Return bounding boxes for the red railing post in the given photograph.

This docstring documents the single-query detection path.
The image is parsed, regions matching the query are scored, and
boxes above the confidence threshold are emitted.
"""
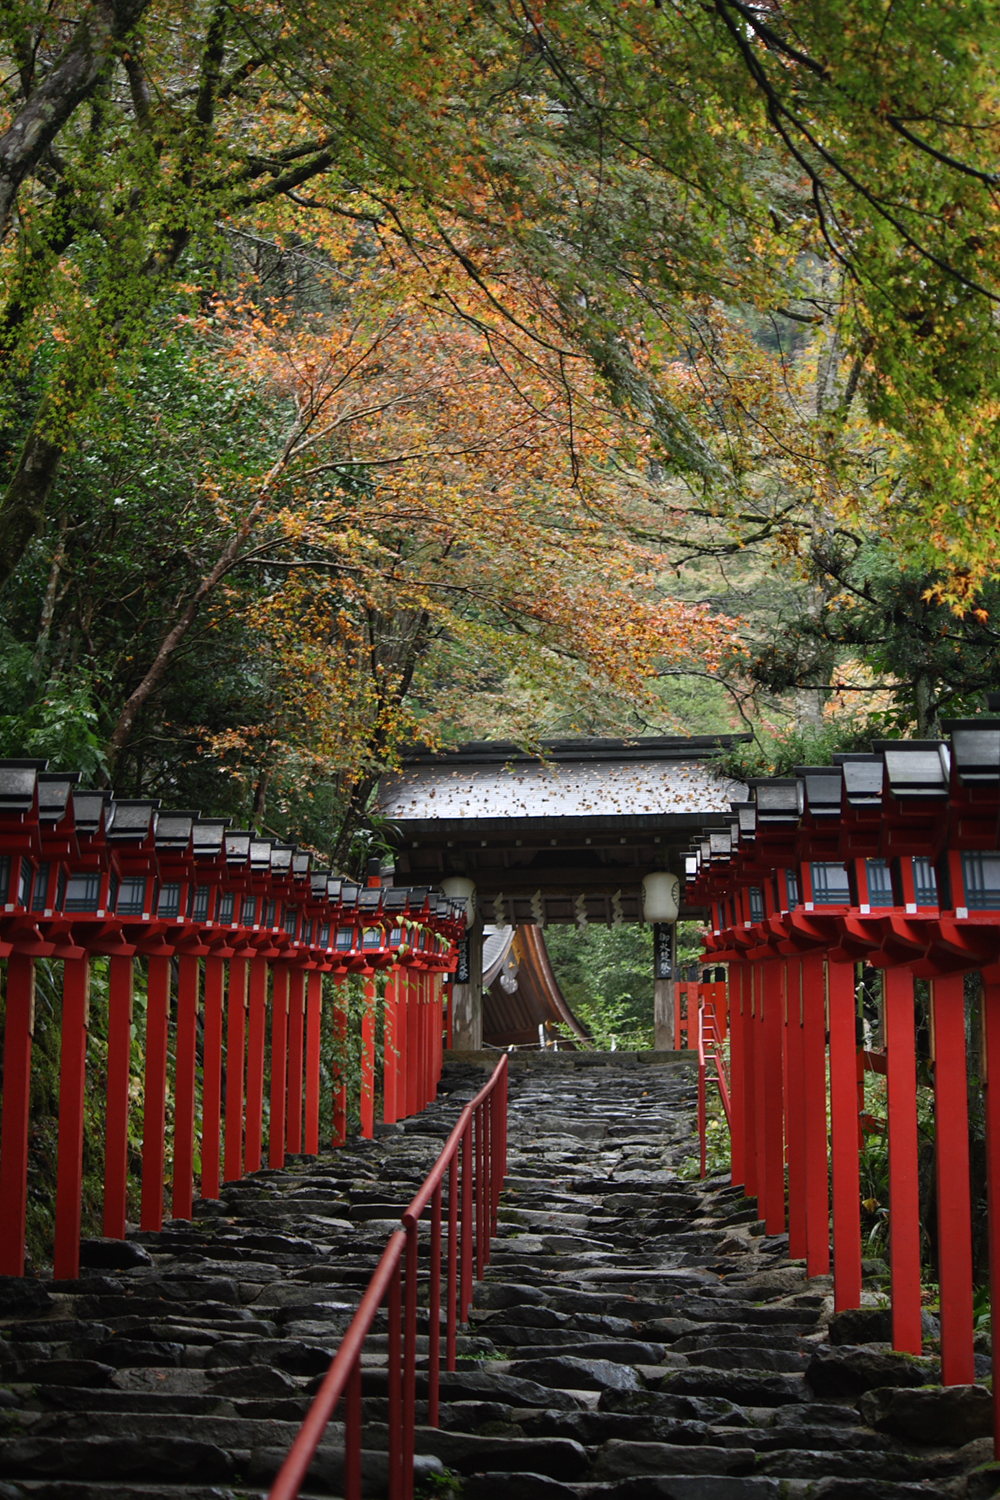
[287,968,305,1156]
[932,973,975,1385]
[829,958,863,1311]
[460,1120,473,1322]
[884,967,923,1355]
[403,1218,419,1500]
[304,969,323,1154]
[172,953,200,1221]
[981,978,1000,1454]
[332,977,348,1148]
[429,1180,443,1426]
[384,970,398,1124]
[269,963,289,1168]
[802,951,830,1276]
[245,955,269,1173]
[344,1359,362,1500]
[447,1154,459,1369]
[361,975,376,1140]
[103,952,134,1237]
[201,953,225,1201]
[141,954,171,1231]
[786,958,807,1260]
[224,954,248,1183]
[388,1262,403,1497]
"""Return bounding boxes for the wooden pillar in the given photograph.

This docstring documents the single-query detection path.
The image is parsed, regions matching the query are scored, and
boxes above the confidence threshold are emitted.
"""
[141,955,171,1231]
[785,958,807,1260]
[223,954,248,1183]
[802,951,830,1276]
[753,965,767,1208]
[396,968,410,1121]
[200,953,225,1201]
[268,964,289,1169]
[361,976,376,1139]
[931,973,975,1385]
[287,968,305,1155]
[332,977,348,1148]
[384,971,398,1124]
[743,963,758,1199]
[884,967,923,1355]
[172,954,200,1221]
[0,954,34,1275]
[55,956,91,1277]
[762,958,786,1233]
[104,954,134,1237]
[245,955,268,1173]
[829,959,862,1310]
[304,970,323,1154]
[728,961,745,1188]
[981,978,1000,1453]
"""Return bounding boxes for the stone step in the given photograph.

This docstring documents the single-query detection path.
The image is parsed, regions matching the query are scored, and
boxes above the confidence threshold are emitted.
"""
[0,1055,987,1500]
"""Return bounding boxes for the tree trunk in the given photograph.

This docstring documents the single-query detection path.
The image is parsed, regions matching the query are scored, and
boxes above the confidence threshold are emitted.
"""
[0,0,153,239]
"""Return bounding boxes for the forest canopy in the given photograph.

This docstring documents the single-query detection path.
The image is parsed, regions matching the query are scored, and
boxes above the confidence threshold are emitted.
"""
[3,0,1000,857]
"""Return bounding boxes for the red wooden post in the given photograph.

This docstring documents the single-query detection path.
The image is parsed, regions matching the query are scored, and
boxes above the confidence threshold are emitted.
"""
[141,954,171,1231]
[104,953,134,1237]
[408,971,420,1119]
[752,965,767,1209]
[224,954,247,1183]
[245,954,268,1173]
[0,954,34,1275]
[287,968,305,1155]
[384,970,398,1124]
[728,960,746,1188]
[361,976,376,1140]
[304,969,323,1154]
[802,952,830,1276]
[332,977,348,1148]
[762,958,786,1233]
[786,958,807,1260]
[742,962,758,1199]
[829,958,863,1310]
[172,953,200,1221]
[269,963,289,1168]
[981,979,1000,1452]
[201,954,225,1201]
[55,956,91,1277]
[396,968,407,1117]
[884,966,923,1355]
[931,973,975,1385]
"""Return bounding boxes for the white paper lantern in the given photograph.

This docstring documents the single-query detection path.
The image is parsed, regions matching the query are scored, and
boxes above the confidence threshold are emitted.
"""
[441,876,477,923]
[642,871,680,924]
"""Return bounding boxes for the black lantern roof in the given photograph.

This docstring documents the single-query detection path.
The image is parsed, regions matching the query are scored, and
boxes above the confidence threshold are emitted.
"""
[835,754,884,807]
[106,800,158,841]
[37,771,80,823]
[878,741,951,798]
[0,761,45,814]
[795,766,843,816]
[753,779,803,824]
[154,811,197,850]
[72,789,112,833]
[941,719,1000,783]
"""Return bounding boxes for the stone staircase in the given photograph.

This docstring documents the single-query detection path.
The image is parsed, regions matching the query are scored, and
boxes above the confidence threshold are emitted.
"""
[0,1052,994,1499]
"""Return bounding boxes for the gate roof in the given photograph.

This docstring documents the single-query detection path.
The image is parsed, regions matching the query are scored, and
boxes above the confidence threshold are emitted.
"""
[376,735,748,923]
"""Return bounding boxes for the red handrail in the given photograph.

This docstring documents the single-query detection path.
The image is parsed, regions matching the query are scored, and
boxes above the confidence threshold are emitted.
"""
[267,1053,509,1500]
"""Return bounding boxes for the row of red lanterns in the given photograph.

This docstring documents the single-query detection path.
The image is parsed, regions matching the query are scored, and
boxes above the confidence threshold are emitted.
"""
[684,717,1000,1442]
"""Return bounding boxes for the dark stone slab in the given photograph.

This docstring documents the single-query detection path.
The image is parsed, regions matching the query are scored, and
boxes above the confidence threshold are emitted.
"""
[857,1384,993,1446]
[805,1346,939,1398]
[78,1239,153,1271]
[508,1356,642,1392]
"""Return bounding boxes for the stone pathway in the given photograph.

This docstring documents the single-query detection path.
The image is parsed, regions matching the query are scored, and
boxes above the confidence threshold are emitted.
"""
[0,1053,994,1498]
